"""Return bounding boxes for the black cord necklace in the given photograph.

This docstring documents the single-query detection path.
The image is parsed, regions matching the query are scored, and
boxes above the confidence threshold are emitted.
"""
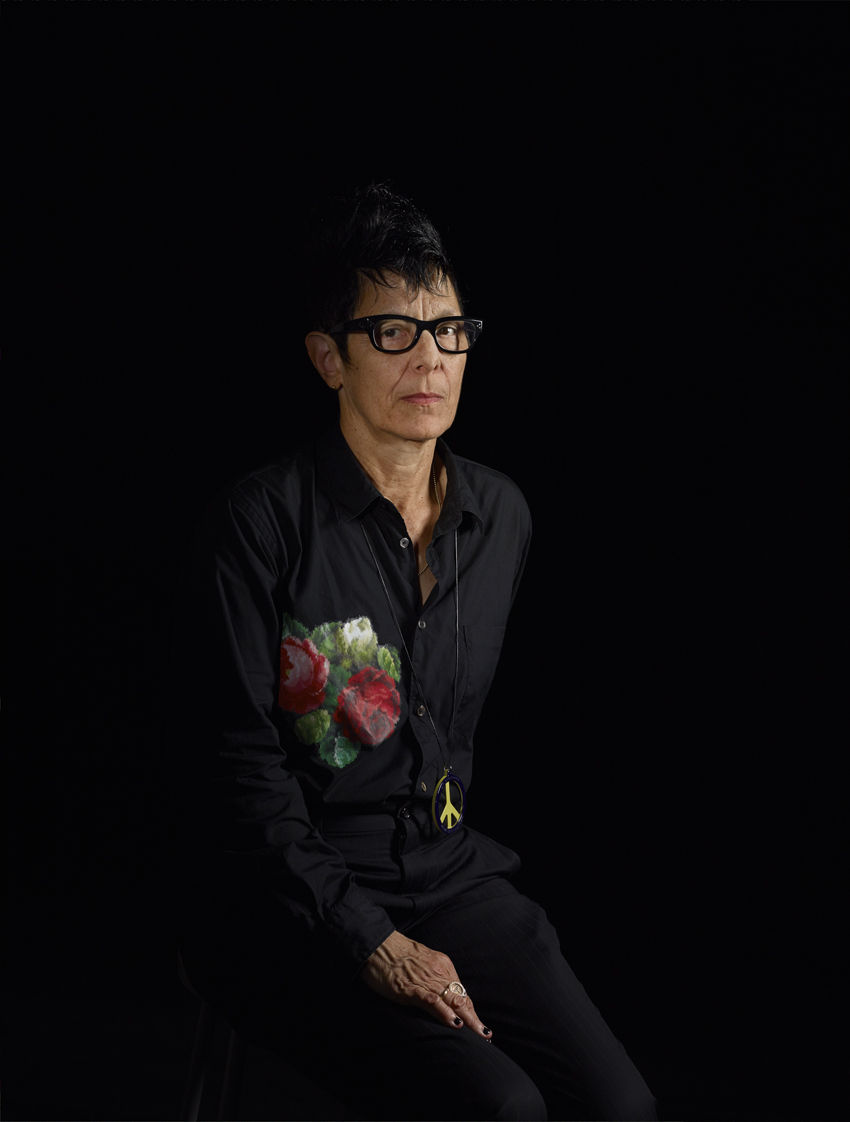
[360,519,466,834]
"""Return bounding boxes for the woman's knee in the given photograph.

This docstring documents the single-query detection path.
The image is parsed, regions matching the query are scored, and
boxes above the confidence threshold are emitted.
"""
[467,1064,547,1121]
[589,1073,657,1121]
[347,1061,547,1122]
[501,1082,548,1121]
[540,1050,656,1121]
[399,1042,547,1121]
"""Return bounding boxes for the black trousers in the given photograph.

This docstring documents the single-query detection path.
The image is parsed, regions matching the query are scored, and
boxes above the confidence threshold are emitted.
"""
[179,807,657,1121]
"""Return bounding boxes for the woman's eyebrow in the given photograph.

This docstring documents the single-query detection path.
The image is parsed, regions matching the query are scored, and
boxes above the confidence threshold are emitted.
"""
[378,310,461,320]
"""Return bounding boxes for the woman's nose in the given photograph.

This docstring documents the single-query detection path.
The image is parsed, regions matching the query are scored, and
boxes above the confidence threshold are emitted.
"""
[410,329,441,368]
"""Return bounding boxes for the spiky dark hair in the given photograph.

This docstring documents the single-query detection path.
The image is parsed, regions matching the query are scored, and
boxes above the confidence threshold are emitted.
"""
[300,182,463,362]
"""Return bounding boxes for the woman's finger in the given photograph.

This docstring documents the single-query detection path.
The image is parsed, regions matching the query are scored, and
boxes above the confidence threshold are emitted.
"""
[413,983,493,1039]
[440,989,493,1039]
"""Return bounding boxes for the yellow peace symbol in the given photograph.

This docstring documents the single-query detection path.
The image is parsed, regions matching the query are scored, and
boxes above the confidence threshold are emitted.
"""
[440,780,462,829]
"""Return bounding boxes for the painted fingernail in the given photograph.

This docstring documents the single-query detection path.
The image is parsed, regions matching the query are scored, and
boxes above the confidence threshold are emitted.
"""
[453,1017,463,1025]
[482,1027,492,1035]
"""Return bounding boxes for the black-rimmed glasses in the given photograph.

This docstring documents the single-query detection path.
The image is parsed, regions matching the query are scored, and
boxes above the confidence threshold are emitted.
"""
[328,315,483,355]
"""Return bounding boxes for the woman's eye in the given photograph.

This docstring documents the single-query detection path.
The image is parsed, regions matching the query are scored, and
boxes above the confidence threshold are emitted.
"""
[376,321,415,349]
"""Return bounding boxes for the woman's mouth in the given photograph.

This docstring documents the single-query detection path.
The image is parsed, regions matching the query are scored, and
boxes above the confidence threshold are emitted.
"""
[402,394,443,406]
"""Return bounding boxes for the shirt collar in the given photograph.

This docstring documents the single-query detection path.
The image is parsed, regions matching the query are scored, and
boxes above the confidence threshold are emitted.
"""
[317,422,484,530]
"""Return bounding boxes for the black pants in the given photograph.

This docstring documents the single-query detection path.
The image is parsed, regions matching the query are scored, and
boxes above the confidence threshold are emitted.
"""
[179,808,657,1121]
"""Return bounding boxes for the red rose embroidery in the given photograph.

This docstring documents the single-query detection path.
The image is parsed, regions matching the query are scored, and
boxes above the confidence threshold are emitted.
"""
[333,666,401,747]
[279,637,329,715]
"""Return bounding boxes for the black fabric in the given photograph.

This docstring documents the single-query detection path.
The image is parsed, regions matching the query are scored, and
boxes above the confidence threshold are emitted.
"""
[167,422,532,976]
[168,424,656,1118]
[179,817,657,1122]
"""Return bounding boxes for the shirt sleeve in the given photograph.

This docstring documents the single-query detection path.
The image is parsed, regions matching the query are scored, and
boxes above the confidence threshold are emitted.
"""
[166,486,396,978]
[509,495,533,613]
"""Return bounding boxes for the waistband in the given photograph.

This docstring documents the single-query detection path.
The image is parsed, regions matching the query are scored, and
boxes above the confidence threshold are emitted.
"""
[314,800,434,834]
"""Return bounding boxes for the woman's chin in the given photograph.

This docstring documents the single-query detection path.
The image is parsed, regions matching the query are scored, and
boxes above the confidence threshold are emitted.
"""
[393,407,457,443]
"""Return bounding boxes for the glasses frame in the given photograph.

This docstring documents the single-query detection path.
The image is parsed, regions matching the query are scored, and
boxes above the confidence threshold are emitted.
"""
[328,315,483,355]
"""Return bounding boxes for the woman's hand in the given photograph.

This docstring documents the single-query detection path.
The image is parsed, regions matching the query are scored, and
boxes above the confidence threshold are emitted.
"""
[360,930,492,1039]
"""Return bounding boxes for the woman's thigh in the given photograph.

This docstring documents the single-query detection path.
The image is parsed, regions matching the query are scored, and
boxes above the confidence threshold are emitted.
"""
[181,897,545,1120]
[326,991,548,1122]
[181,877,656,1121]
[197,943,546,1120]
[404,878,658,1122]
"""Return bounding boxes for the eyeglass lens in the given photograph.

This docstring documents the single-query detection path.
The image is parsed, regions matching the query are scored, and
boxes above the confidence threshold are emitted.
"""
[372,318,479,353]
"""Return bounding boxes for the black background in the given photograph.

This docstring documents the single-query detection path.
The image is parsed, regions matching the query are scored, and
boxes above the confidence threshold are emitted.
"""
[5,16,846,1122]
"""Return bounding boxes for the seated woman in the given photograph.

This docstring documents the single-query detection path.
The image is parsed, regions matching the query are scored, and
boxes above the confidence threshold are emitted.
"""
[167,183,657,1121]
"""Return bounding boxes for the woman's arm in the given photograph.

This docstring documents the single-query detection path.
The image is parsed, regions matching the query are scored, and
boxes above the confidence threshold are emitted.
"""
[166,486,395,976]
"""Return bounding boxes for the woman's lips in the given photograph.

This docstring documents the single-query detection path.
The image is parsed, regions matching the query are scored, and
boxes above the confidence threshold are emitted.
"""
[402,394,443,406]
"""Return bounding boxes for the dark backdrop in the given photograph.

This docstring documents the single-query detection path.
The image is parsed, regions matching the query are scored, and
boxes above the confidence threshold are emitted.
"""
[6,18,845,1122]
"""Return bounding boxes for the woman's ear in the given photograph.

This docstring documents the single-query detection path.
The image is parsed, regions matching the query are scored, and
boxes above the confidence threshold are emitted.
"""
[305,332,344,391]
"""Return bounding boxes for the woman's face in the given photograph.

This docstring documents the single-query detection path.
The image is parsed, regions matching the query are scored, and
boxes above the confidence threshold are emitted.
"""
[335,273,467,449]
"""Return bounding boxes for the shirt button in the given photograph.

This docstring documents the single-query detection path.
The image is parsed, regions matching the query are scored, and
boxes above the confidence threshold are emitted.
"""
[400,537,410,548]
[417,704,426,716]
[418,620,427,630]
[420,781,427,792]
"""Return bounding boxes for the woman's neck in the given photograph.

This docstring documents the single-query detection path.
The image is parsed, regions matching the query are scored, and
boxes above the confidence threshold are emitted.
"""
[341,416,439,522]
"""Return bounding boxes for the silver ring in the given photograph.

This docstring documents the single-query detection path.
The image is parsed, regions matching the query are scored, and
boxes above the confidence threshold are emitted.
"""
[441,981,467,999]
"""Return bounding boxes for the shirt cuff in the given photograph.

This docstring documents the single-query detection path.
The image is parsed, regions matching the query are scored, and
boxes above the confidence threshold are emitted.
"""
[323,877,398,979]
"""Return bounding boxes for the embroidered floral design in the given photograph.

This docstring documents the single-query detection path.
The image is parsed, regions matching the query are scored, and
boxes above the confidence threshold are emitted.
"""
[279,614,401,769]
[278,637,329,715]
[333,666,402,747]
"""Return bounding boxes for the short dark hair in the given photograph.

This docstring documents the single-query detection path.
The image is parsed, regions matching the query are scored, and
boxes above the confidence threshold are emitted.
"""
[300,182,463,363]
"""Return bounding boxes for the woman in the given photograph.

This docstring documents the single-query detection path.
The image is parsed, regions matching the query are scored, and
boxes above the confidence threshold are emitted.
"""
[167,183,656,1120]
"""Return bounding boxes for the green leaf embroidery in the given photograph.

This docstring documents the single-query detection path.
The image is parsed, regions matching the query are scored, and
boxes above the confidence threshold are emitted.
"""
[319,735,360,769]
[325,664,349,708]
[377,645,401,682]
[281,612,309,641]
[310,620,342,661]
[293,710,330,745]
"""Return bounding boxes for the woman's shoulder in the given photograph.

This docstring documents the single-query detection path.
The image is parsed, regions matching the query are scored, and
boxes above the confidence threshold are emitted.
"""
[211,437,321,508]
[187,439,323,554]
[449,450,531,520]
[453,451,524,492]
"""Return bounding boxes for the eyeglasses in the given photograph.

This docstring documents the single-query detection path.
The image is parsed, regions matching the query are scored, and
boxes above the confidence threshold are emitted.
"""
[328,315,483,355]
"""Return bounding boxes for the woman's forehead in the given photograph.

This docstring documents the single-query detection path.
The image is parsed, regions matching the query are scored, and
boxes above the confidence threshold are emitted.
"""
[354,273,459,317]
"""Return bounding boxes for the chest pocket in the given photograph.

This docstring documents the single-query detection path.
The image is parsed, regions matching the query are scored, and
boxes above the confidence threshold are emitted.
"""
[456,624,507,734]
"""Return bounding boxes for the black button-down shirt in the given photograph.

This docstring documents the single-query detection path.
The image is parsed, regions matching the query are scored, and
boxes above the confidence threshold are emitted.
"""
[167,422,532,974]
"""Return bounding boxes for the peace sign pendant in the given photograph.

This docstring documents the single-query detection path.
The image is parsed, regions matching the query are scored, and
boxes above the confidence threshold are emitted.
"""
[431,767,466,834]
